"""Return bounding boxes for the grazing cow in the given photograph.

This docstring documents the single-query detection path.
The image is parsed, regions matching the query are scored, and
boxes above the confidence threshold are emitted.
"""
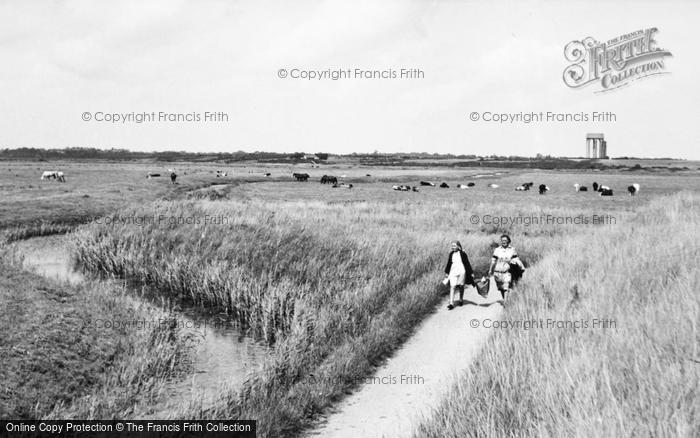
[56,171,66,182]
[600,188,614,196]
[321,175,338,184]
[412,186,419,192]
[41,171,57,180]
[170,172,177,184]
[146,173,161,179]
[420,181,435,186]
[488,183,499,188]
[440,182,449,188]
[293,173,309,182]
[539,184,549,194]
[457,184,469,189]
[515,185,527,191]
[592,182,599,192]
[628,184,640,195]
[523,182,534,189]
[467,182,475,187]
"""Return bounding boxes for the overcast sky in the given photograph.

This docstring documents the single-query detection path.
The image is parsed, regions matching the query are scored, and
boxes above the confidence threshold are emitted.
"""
[1,0,698,158]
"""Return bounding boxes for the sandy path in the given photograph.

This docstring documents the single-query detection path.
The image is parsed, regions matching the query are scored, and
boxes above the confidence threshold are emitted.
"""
[307,282,502,438]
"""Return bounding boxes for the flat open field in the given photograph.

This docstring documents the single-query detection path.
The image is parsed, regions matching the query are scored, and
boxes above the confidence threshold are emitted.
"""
[1,159,698,437]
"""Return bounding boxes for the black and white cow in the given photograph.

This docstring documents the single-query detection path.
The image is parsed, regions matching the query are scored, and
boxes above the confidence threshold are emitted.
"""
[440,182,449,188]
[538,184,549,194]
[420,181,435,186]
[628,183,640,195]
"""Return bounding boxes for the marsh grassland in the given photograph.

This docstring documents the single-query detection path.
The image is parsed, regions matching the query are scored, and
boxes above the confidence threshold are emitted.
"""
[1,160,698,437]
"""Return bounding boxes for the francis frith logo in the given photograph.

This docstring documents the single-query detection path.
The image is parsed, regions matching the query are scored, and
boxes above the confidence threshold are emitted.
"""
[563,28,672,92]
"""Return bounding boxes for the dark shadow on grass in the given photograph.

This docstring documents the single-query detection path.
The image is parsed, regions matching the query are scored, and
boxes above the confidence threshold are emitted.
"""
[462,299,504,307]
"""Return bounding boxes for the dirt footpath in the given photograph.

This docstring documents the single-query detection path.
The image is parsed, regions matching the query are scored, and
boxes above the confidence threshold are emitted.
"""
[307,281,503,438]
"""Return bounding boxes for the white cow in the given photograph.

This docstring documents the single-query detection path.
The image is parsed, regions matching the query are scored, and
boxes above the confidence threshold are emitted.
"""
[41,171,57,180]
[488,183,499,188]
[41,171,66,182]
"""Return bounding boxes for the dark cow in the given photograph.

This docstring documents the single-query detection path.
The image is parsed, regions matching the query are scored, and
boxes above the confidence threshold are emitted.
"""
[538,184,549,194]
[579,186,588,191]
[321,175,338,184]
[592,182,599,192]
[439,182,449,188]
[420,181,435,186]
[366,174,372,177]
[628,183,640,195]
[467,182,475,187]
[265,173,271,177]
[293,173,309,181]
[412,186,419,192]
[170,172,177,184]
[522,182,534,190]
[146,173,161,179]
[600,188,614,196]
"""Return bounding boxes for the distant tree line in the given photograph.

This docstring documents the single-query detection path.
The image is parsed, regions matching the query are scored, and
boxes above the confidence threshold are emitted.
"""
[0,147,332,162]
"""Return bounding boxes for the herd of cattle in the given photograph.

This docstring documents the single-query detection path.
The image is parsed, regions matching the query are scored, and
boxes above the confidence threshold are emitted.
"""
[292,174,641,196]
[37,168,641,196]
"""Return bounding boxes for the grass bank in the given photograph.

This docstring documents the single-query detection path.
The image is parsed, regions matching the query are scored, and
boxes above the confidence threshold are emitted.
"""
[413,192,699,437]
[0,249,194,419]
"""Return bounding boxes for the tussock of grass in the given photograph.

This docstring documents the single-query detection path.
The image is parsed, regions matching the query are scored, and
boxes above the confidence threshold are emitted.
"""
[1,222,77,244]
[413,193,700,437]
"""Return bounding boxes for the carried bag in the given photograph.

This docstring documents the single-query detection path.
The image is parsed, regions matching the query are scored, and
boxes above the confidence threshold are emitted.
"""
[475,276,490,298]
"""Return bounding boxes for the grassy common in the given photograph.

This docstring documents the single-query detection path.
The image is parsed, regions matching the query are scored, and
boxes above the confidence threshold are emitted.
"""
[1,159,699,436]
[413,193,700,437]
